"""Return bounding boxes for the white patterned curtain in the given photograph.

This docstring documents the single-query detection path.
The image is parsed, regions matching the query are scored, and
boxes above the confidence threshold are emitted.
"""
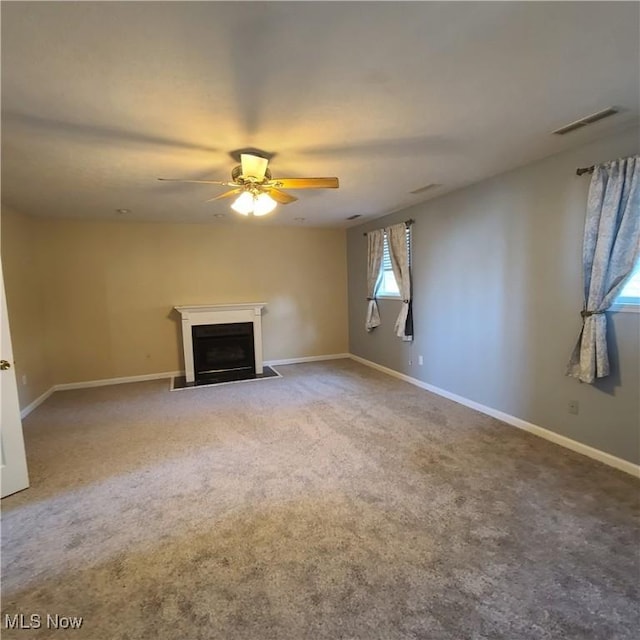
[386,223,413,340]
[365,229,384,332]
[567,155,640,383]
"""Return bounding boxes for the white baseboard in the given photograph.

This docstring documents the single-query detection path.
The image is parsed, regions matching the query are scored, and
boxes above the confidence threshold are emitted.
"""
[349,353,640,478]
[20,386,56,419]
[27,354,635,477]
[54,371,183,392]
[265,353,350,366]
[17,357,350,414]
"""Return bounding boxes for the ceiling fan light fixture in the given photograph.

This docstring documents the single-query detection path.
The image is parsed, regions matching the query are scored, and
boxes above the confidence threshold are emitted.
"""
[231,191,277,216]
[160,152,338,217]
[252,193,277,216]
[231,191,254,215]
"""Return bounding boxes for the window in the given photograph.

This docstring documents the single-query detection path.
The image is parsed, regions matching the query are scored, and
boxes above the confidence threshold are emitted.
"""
[612,258,640,311]
[377,226,412,298]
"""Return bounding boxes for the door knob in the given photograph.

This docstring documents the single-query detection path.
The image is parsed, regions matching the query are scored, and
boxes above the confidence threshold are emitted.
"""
[0,360,11,370]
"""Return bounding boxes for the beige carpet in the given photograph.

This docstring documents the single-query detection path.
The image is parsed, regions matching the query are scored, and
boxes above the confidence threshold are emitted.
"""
[1,360,638,639]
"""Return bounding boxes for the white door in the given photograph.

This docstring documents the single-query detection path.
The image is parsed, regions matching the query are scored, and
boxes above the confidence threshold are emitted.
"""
[1,262,29,497]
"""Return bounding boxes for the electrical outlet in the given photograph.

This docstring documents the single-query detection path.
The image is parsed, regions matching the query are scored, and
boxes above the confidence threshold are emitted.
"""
[568,400,579,415]
[21,374,27,386]
[418,355,423,366]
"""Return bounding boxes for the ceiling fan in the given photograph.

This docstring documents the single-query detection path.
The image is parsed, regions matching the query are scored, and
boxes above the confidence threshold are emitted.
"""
[158,153,339,216]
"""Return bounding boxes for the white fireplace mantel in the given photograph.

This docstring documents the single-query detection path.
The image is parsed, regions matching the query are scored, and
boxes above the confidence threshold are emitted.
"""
[175,303,266,383]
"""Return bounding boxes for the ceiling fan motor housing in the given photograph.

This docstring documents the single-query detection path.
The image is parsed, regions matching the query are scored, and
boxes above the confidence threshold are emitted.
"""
[232,165,272,184]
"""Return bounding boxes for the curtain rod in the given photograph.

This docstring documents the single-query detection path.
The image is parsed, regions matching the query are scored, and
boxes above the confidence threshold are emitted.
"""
[576,165,594,176]
[363,219,414,236]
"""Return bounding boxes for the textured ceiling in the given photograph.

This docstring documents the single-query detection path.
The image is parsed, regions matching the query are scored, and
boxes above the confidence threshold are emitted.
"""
[1,1,638,228]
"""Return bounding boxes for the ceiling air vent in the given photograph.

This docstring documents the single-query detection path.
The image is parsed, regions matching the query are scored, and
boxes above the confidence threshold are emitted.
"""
[552,107,619,135]
[346,214,362,220]
[410,183,442,195]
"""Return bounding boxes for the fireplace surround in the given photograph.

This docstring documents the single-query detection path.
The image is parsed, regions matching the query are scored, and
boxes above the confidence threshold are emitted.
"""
[175,303,266,384]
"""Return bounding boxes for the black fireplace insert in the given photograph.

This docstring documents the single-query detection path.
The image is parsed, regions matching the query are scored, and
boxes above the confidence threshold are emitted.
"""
[192,322,255,384]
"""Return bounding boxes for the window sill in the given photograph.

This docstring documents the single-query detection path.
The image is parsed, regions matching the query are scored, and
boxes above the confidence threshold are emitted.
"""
[376,294,402,300]
[608,303,640,314]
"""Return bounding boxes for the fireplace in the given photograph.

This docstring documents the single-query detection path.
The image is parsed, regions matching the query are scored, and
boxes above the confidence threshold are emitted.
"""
[192,322,255,383]
[175,303,266,384]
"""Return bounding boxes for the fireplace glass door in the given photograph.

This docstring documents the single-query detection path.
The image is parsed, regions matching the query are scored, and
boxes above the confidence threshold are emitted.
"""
[192,322,256,383]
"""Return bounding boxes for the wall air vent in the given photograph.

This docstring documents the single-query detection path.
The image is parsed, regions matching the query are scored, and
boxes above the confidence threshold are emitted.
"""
[346,214,362,220]
[410,183,442,195]
[552,107,619,135]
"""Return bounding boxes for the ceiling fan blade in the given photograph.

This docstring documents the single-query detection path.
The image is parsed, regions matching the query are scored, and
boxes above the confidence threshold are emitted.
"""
[267,188,298,204]
[206,188,244,202]
[270,177,339,189]
[240,153,269,180]
[158,178,233,186]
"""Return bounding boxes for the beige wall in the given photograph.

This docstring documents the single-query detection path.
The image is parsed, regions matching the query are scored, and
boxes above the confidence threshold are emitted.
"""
[1,207,53,408]
[34,218,348,385]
